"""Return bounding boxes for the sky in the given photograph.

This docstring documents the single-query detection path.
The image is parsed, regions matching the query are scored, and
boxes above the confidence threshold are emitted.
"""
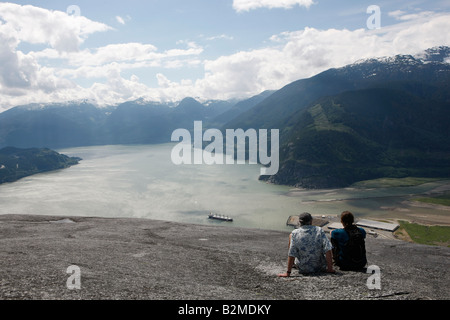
[0,0,449,111]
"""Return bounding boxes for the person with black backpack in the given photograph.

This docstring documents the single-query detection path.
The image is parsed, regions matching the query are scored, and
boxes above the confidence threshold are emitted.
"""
[331,211,367,271]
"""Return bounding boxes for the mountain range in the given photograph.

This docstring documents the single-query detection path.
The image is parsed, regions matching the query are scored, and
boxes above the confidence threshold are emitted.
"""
[0,46,449,188]
[0,97,237,148]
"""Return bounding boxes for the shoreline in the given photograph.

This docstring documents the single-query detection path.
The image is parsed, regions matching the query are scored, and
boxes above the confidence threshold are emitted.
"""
[1,208,447,244]
[284,180,450,228]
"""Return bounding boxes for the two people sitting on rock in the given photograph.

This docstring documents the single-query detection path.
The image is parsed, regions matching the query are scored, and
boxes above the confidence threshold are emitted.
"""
[278,211,367,277]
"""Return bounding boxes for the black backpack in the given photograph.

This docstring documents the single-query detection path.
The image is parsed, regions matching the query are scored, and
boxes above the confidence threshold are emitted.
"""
[342,226,367,268]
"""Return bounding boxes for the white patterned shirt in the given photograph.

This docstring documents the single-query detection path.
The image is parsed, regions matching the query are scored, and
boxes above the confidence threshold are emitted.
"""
[288,225,333,273]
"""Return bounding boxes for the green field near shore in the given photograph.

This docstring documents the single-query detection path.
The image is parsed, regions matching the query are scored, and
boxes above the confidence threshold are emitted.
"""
[413,193,450,207]
[398,220,450,247]
[352,177,441,188]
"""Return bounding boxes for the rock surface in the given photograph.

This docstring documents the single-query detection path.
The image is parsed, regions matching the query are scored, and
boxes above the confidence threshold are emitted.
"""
[0,214,448,300]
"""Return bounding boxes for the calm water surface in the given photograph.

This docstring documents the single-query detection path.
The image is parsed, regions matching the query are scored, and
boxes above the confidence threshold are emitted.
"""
[0,144,448,231]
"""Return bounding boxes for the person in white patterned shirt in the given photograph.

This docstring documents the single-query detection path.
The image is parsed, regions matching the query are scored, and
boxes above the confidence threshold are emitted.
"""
[278,212,335,277]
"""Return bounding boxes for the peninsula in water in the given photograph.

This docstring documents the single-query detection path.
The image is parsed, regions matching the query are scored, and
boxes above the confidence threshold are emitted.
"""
[0,147,81,184]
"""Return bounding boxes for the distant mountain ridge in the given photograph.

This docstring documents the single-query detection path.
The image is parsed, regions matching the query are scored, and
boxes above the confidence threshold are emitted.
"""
[0,46,449,188]
[0,89,277,149]
[0,97,236,148]
[226,46,450,132]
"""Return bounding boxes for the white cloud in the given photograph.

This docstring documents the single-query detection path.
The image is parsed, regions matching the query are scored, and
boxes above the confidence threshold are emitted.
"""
[68,43,160,66]
[116,16,126,25]
[0,3,110,109]
[388,10,436,21]
[204,34,234,41]
[0,3,111,53]
[370,13,450,54]
[233,0,314,12]
[37,42,203,81]
[57,41,202,68]
[388,10,406,19]
[0,2,111,92]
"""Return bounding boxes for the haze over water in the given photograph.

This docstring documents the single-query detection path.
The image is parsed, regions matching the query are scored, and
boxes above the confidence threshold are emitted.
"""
[0,144,448,231]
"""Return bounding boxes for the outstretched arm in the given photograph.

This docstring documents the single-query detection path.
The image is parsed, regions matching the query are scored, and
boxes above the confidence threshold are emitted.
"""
[278,256,295,277]
[278,234,294,277]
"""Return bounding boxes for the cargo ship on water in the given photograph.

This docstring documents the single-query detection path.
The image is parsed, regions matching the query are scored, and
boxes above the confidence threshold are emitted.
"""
[208,213,233,222]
